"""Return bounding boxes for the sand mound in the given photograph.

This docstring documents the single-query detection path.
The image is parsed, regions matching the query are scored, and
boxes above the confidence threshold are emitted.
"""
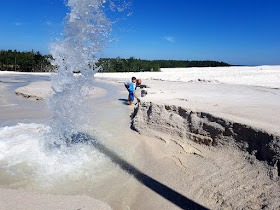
[15,81,107,100]
[15,81,53,100]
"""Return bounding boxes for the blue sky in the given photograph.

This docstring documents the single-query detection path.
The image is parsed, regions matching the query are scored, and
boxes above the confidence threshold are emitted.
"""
[0,0,279,65]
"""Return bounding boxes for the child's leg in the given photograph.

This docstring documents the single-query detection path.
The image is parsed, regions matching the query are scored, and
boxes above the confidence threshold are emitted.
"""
[128,94,131,105]
[128,92,134,105]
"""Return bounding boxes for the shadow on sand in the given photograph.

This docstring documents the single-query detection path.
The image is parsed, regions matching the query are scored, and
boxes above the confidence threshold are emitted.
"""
[68,133,207,210]
[118,98,128,105]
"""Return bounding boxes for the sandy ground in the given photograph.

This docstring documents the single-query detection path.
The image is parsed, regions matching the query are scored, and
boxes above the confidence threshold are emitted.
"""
[96,66,280,209]
[0,188,111,210]
[1,67,280,209]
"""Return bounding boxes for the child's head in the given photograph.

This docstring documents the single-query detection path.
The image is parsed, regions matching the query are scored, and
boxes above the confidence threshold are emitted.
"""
[132,77,136,83]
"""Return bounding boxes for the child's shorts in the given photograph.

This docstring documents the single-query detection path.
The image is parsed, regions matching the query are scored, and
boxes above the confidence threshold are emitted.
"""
[129,91,134,101]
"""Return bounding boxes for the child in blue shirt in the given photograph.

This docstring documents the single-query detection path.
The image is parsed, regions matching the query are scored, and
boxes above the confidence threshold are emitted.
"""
[128,77,139,105]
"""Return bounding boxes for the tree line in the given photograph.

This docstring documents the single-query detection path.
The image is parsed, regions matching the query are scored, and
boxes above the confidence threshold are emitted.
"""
[96,57,161,72]
[96,57,230,72]
[0,50,231,73]
[153,59,230,68]
[0,50,52,72]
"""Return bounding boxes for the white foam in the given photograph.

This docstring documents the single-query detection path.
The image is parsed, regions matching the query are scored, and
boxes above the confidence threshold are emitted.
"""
[0,123,108,188]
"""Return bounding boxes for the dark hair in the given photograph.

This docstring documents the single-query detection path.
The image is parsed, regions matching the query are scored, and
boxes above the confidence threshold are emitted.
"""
[132,77,136,80]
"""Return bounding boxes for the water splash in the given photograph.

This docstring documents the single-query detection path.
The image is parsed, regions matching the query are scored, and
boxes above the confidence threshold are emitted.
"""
[0,0,131,191]
[0,123,112,189]
[48,0,114,144]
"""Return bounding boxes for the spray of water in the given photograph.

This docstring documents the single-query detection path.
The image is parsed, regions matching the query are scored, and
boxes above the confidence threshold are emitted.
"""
[0,0,131,190]
[48,0,114,144]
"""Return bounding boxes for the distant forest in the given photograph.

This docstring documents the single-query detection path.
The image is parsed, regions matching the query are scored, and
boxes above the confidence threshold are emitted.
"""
[0,50,230,73]
[0,50,52,72]
[96,57,161,72]
[96,57,231,72]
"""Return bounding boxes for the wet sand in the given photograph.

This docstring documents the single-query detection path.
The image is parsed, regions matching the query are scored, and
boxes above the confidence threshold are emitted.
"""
[0,74,51,126]
[0,188,111,210]
[0,74,111,209]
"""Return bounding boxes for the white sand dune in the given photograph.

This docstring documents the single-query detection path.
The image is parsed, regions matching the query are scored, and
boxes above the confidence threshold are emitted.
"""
[95,65,280,89]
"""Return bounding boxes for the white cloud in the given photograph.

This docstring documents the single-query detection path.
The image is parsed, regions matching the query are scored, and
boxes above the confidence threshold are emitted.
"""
[15,22,24,26]
[164,36,175,43]
[46,21,53,26]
